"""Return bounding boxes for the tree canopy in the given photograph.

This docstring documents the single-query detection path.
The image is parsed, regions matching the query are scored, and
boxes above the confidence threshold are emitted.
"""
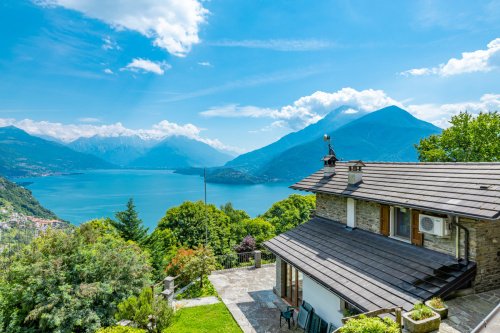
[0,219,152,333]
[416,111,500,162]
[262,194,316,234]
[112,198,148,244]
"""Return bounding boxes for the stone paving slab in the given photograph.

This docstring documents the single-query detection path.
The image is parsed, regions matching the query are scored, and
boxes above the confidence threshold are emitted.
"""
[210,265,294,333]
[172,296,220,309]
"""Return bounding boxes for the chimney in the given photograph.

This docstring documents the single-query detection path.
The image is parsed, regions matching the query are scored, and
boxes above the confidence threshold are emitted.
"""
[322,134,338,178]
[348,160,365,185]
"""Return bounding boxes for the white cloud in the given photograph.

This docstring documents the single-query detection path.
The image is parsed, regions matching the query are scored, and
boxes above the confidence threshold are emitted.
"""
[35,0,208,57]
[78,117,101,123]
[121,58,171,75]
[0,118,241,154]
[103,68,114,74]
[401,38,500,76]
[209,39,336,51]
[201,88,400,129]
[197,61,212,67]
[102,36,120,50]
[407,93,500,128]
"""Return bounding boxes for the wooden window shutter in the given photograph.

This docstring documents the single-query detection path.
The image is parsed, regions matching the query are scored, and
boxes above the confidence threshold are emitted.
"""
[411,210,424,246]
[380,205,390,236]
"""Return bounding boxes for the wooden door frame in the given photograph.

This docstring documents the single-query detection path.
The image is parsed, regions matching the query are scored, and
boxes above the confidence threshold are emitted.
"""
[282,262,300,306]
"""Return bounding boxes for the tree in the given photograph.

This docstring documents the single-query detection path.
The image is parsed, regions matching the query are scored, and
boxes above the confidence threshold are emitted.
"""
[0,219,152,333]
[263,194,316,234]
[158,201,231,255]
[143,228,177,281]
[112,198,148,244]
[115,287,173,333]
[416,111,500,162]
[220,202,249,224]
[166,246,216,289]
[240,218,275,246]
[234,235,256,253]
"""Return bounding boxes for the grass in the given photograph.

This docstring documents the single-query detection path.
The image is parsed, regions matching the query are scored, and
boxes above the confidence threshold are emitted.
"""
[409,303,435,321]
[163,303,242,333]
[175,276,218,300]
[428,297,446,309]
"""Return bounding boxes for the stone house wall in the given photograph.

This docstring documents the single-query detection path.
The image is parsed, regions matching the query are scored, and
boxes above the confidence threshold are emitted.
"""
[315,192,500,292]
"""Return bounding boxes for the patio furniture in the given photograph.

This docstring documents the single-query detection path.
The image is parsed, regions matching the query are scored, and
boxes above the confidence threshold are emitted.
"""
[280,306,296,329]
[297,301,314,331]
[307,312,328,333]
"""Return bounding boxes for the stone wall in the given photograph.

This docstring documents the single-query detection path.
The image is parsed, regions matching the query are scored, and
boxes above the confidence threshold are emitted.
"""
[315,192,500,292]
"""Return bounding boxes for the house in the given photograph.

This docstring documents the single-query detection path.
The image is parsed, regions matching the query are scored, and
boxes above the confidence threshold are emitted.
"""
[264,150,500,328]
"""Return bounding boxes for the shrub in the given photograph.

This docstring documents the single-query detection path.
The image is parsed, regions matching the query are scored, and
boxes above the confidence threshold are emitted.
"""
[234,235,256,253]
[166,246,216,289]
[410,303,435,321]
[96,327,146,333]
[116,287,173,333]
[428,297,445,309]
[340,315,400,333]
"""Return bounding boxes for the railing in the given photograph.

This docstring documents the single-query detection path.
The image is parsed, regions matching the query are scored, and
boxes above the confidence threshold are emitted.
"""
[214,249,276,270]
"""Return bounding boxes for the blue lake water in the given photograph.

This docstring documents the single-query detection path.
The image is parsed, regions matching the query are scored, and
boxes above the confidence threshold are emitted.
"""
[22,169,295,229]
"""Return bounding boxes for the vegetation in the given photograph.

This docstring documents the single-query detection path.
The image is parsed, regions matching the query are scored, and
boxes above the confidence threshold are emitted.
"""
[234,235,256,253]
[96,327,146,333]
[166,246,216,289]
[115,287,173,333]
[417,111,500,162]
[428,297,445,309]
[0,219,151,333]
[0,176,58,219]
[112,198,148,243]
[175,276,217,300]
[409,303,435,321]
[164,303,241,333]
[263,194,316,234]
[340,315,400,333]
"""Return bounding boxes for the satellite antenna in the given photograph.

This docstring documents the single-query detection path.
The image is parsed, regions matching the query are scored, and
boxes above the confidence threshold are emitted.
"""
[323,134,334,156]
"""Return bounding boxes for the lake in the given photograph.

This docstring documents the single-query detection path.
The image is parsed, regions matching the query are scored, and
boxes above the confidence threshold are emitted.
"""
[22,169,295,229]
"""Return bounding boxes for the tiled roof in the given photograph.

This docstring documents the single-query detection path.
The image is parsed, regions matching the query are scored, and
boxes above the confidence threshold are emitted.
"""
[264,217,476,312]
[291,162,500,221]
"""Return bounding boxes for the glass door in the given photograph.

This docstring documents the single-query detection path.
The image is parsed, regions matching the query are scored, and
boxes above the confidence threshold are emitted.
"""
[283,263,303,306]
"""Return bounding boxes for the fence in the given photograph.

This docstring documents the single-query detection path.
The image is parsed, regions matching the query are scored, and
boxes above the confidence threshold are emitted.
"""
[215,249,276,270]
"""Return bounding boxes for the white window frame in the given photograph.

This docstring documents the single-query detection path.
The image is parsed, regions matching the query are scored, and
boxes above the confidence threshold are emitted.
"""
[389,206,412,244]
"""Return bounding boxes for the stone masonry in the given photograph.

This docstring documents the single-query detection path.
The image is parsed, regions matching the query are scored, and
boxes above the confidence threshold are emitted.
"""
[315,192,500,292]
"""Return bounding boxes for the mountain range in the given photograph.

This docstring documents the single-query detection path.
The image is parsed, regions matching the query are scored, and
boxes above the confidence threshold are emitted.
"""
[0,105,441,182]
[182,105,441,183]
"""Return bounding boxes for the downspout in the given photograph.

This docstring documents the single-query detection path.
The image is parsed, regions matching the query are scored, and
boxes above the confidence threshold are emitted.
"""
[449,215,470,266]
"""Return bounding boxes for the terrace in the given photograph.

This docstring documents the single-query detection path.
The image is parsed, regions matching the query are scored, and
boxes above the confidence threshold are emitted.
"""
[209,264,500,333]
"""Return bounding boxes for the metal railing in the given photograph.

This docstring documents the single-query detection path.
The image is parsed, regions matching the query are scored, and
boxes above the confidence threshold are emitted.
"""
[215,249,276,270]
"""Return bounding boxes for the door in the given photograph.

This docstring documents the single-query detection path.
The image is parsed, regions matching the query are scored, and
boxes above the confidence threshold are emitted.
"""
[380,205,390,236]
[282,263,303,306]
[411,210,424,246]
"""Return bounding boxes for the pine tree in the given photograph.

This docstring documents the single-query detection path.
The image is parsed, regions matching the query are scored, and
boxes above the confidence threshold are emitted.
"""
[113,198,148,243]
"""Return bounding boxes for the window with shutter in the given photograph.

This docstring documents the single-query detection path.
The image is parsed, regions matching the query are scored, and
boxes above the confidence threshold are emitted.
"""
[411,210,424,246]
[380,205,390,236]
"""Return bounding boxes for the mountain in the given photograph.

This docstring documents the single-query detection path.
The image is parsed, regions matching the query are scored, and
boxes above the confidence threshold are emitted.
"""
[0,175,57,220]
[225,106,365,173]
[69,135,155,166]
[257,106,441,181]
[0,126,113,177]
[128,136,233,169]
[206,106,441,183]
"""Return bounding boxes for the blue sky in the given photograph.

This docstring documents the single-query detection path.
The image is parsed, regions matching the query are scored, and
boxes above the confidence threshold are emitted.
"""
[0,0,499,153]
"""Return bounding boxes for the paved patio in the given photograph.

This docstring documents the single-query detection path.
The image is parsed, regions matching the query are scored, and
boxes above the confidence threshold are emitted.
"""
[209,265,290,333]
[210,264,500,333]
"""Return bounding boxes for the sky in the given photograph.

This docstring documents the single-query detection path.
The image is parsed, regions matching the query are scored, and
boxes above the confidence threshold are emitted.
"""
[0,0,499,154]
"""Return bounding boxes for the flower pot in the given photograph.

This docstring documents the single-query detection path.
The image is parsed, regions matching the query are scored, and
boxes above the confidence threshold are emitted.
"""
[425,300,448,319]
[403,310,441,333]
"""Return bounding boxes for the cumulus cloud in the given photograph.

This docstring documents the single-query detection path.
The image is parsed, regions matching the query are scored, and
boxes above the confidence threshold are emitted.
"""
[197,61,212,67]
[209,39,336,51]
[401,38,500,76]
[101,36,120,50]
[103,68,114,74]
[0,118,241,154]
[121,58,171,75]
[34,0,208,57]
[201,88,400,129]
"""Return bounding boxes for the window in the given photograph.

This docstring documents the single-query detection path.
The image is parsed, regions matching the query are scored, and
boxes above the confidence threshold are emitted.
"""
[282,262,303,306]
[394,207,411,239]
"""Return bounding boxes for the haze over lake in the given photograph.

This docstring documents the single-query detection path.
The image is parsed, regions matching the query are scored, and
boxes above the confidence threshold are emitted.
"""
[22,170,294,229]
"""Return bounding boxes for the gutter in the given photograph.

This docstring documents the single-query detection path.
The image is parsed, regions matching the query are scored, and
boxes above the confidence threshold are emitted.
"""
[471,303,500,333]
[449,216,470,266]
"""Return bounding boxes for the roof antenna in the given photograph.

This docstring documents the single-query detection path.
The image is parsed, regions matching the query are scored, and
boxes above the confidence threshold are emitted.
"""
[322,134,338,178]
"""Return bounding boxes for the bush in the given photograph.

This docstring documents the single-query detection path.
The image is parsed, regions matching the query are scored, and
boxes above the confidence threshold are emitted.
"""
[116,287,173,333]
[166,246,216,289]
[234,235,256,253]
[340,315,400,333]
[96,327,146,333]
[428,297,445,309]
[410,303,435,321]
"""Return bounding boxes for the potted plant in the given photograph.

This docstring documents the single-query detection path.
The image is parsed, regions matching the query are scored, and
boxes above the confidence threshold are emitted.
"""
[402,302,440,333]
[425,297,448,319]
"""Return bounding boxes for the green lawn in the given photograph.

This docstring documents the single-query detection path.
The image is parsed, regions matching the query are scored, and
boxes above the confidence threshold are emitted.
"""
[163,303,242,333]
[175,276,218,300]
